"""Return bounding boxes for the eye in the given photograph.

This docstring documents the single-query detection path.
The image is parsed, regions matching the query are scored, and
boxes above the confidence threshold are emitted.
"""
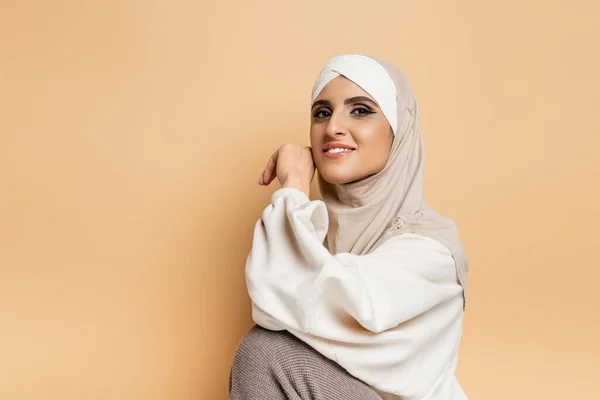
[314,109,331,118]
[351,106,374,116]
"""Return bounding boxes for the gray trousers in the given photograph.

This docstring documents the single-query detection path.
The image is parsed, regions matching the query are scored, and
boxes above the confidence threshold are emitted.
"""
[229,325,382,400]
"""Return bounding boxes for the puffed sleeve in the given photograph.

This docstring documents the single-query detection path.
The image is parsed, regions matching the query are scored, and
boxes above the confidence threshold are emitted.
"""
[245,187,466,399]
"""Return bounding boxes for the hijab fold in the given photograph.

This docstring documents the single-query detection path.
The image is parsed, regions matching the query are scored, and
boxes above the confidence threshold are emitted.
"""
[311,55,469,307]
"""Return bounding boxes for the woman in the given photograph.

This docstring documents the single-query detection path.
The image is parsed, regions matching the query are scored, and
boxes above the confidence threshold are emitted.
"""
[229,54,469,400]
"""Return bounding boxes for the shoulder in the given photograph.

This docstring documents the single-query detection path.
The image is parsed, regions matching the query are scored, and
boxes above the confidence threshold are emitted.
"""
[369,233,458,284]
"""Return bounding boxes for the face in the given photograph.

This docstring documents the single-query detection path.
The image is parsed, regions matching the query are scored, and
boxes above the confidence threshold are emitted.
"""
[310,76,394,185]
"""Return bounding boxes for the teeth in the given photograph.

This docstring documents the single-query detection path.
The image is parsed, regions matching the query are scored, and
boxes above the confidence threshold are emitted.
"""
[326,148,354,153]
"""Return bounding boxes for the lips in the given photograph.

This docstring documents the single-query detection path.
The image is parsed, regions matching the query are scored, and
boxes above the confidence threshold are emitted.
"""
[322,142,357,152]
[323,148,355,159]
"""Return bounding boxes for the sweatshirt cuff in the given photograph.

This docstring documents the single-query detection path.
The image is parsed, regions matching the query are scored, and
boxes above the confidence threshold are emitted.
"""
[271,187,311,206]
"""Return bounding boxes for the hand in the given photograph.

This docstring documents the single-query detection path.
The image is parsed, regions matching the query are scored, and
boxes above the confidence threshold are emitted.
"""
[258,144,315,197]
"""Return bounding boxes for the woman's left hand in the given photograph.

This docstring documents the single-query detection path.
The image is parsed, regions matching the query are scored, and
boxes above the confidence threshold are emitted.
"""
[258,144,315,198]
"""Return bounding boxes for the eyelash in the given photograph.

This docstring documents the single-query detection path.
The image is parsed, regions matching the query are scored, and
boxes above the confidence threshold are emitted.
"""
[313,106,375,119]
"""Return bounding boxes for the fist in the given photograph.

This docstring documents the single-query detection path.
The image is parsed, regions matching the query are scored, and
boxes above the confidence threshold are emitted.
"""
[258,144,316,196]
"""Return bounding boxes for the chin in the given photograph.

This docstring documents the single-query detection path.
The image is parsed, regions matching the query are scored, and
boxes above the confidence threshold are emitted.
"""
[319,169,358,185]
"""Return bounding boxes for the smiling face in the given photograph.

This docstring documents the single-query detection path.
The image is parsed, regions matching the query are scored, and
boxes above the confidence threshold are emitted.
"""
[310,76,394,185]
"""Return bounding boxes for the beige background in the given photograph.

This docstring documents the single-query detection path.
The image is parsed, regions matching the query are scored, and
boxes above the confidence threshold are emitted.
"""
[1,1,599,399]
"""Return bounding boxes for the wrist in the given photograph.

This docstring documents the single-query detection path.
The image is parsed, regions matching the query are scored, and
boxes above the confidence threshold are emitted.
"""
[281,176,310,198]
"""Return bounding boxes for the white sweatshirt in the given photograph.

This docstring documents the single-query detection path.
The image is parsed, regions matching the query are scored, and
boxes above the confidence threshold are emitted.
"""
[246,187,468,400]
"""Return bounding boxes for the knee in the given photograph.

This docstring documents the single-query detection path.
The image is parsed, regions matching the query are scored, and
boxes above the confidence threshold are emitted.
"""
[232,325,297,368]
[229,326,302,398]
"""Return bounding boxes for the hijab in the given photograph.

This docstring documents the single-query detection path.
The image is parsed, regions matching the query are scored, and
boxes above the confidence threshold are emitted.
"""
[311,54,469,307]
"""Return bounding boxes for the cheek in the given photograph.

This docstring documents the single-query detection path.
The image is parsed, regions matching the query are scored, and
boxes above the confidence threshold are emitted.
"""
[309,125,321,146]
[309,127,324,167]
[355,122,390,149]
[355,123,393,166]
[310,125,329,148]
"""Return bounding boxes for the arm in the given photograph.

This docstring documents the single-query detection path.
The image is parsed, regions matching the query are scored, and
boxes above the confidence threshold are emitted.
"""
[245,188,465,398]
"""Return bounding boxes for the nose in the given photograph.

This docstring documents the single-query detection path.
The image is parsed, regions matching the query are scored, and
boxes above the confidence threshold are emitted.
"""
[325,110,348,139]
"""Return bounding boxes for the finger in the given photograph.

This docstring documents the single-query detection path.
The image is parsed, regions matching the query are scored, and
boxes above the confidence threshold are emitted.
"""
[260,150,278,185]
[258,164,268,184]
[263,155,277,185]
[258,166,268,185]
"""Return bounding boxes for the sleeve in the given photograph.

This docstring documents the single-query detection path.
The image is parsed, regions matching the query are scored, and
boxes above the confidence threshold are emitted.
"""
[245,187,465,399]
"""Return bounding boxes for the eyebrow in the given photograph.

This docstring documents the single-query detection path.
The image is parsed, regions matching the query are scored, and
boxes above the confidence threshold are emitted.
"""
[311,96,380,109]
